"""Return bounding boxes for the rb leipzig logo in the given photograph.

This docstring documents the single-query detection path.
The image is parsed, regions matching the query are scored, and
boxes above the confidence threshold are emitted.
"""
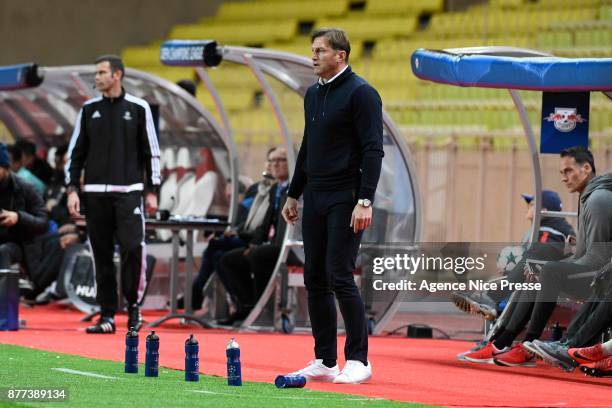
[543,107,587,133]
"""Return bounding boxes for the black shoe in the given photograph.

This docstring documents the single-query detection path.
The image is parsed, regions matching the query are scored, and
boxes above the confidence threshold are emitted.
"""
[127,304,143,332]
[35,290,64,305]
[86,317,116,334]
[530,340,576,372]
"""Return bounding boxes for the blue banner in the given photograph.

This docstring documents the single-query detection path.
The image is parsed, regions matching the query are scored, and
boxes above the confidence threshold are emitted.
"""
[0,63,42,91]
[540,92,589,154]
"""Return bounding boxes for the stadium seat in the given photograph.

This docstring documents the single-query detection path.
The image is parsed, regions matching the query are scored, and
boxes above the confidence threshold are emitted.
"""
[170,19,298,44]
[216,0,348,21]
[365,0,443,15]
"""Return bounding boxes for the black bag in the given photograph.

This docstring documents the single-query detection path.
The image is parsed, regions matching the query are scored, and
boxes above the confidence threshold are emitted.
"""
[0,268,19,330]
[63,244,99,314]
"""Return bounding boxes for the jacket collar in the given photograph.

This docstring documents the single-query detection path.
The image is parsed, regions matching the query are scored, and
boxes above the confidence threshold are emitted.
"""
[103,87,126,102]
[318,65,352,88]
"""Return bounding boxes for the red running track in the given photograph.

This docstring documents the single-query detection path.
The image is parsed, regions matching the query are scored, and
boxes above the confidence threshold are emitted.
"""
[1,305,610,407]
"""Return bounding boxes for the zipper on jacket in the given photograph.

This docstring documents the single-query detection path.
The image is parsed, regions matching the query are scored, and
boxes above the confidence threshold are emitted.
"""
[312,84,331,121]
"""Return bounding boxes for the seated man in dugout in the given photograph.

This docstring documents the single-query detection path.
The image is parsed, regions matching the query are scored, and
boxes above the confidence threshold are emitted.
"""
[453,189,575,321]
[179,147,277,311]
[215,147,297,325]
[460,146,612,368]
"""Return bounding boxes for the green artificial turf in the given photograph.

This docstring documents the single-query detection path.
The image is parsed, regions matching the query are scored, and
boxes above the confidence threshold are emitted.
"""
[0,344,434,408]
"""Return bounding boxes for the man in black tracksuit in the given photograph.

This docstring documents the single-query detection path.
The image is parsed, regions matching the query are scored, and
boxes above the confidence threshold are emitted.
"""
[282,28,384,384]
[66,55,160,334]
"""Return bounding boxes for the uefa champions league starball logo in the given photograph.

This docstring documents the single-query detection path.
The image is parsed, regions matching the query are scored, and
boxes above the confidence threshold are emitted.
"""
[543,107,587,133]
[496,245,524,273]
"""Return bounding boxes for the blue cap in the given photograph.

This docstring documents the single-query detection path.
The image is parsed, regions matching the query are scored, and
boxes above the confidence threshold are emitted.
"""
[0,143,9,168]
[521,190,562,212]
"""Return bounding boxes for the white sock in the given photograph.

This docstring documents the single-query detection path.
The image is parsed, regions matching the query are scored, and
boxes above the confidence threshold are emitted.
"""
[602,339,612,357]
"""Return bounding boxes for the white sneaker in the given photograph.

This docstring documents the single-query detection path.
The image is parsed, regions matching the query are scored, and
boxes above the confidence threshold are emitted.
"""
[288,359,339,382]
[333,360,372,384]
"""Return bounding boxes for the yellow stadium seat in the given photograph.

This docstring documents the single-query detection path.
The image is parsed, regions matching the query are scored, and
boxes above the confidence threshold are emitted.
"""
[315,16,418,41]
[170,19,297,44]
[216,0,348,21]
[365,0,444,15]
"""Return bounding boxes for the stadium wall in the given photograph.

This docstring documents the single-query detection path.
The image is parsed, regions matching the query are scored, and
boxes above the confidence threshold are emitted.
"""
[0,0,225,65]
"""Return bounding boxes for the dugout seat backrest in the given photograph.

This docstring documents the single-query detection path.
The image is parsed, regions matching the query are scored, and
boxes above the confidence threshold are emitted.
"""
[160,147,176,179]
[175,147,193,181]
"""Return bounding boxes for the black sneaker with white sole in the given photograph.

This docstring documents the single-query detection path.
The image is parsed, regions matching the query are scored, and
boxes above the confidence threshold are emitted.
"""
[86,317,116,334]
[127,304,143,331]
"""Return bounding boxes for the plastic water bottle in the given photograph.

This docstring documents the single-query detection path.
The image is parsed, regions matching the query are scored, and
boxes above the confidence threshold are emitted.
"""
[145,331,159,377]
[226,338,242,386]
[275,375,306,388]
[124,327,139,374]
[551,322,565,341]
[185,334,199,381]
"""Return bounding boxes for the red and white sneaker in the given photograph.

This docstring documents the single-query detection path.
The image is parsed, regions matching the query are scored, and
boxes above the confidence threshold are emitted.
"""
[568,344,605,365]
[580,356,612,378]
[493,344,536,367]
[463,342,509,364]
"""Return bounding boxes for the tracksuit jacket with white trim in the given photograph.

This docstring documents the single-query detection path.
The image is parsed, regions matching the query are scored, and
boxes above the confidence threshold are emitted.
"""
[65,89,161,194]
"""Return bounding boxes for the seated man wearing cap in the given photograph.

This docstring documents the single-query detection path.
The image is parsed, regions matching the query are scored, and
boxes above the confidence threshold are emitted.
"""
[453,190,574,320]
[458,189,574,367]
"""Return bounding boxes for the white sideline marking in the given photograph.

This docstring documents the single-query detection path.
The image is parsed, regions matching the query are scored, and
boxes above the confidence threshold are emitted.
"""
[52,368,119,380]
[188,390,384,401]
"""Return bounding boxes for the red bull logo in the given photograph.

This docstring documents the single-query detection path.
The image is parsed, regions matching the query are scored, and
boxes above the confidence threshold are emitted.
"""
[543,107,587,133]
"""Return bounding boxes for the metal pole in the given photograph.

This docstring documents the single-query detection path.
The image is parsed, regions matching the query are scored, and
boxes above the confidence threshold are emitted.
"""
[195,67,240,226]
[508,142,517,241]
[243,54,296,171]
[445,138,457,241]
[476,138,489,241]
[509,89,542,245]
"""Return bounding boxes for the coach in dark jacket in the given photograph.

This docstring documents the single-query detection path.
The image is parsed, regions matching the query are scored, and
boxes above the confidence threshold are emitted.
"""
[0,143,48,269]
[282,28,384,384]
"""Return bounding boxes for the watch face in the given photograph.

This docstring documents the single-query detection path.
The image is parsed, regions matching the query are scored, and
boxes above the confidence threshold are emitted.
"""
[360,199,371,207]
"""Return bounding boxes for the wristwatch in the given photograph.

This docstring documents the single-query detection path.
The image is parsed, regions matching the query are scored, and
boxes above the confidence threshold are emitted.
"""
[357,198,372,208]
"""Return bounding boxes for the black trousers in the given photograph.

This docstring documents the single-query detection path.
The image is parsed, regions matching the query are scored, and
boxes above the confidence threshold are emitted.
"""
[502,261,596,342]
[0,242,22,269]
[564,292,612,347]
[85,193,146,317]
[191,235,245,309]
[302,186,367,363]
[217,244,281,312]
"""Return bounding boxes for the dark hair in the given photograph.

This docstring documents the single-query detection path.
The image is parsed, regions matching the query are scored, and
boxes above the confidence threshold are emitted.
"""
[266,147,277,158]
[311,28,351,63]
[560,146,596,175]
[8,144,22,162]
[14,140,36,156]
[95,54,125,79]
